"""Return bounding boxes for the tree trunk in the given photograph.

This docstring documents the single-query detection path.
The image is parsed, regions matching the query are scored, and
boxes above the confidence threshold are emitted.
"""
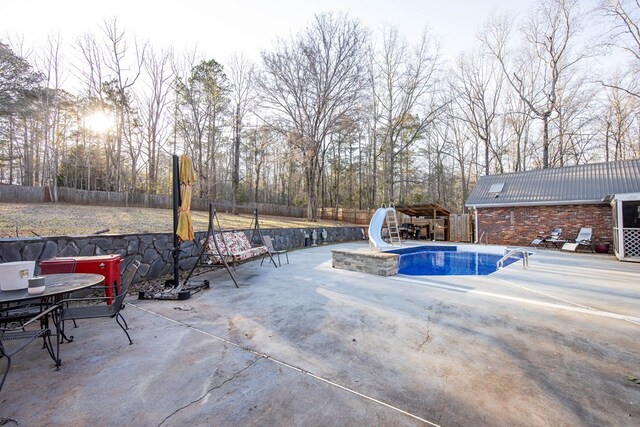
[484,136,490,175]
[232,105,241,214]
[542,114,550,169]
[116,95,125,191]
[605,120,610,162]
[371,127,377,207]
[8,117,14,184]
[305,163,318,221]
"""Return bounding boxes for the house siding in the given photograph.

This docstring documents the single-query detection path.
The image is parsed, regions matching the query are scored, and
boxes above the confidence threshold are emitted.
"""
[476,204,613,247]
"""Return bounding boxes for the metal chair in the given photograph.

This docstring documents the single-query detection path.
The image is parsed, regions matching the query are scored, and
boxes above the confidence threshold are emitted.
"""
[59,260,140,345]
[39,258,82,328]
[531,229,557,247]
[261,236,289,267]
[561,228,594,252]
[1,305,61,392]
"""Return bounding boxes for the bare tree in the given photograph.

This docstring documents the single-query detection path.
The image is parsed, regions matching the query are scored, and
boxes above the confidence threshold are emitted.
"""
[75,33,104,99]
[503,89,534,172]
[139,45,173,193]
[101,18,145,191]
[259,12,367,220]
[74,33,111,190]
[451,48,503,175]
[441,104,476,209]
[228,53,256,213]
[550,73,599,165]
[480,0,585,168]
[602,74,638,160]
[35,35,67,199]
[598,0,640,98]
[369,26,442,202]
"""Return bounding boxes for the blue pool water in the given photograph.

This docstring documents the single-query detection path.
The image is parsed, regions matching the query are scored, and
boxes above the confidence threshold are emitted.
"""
[387,246,521,276]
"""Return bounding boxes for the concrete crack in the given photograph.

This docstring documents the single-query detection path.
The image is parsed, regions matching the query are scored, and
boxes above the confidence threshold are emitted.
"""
[436,383,446,424]
[158,356,262,426]
[417,315,432,352]
[134,304,442,426]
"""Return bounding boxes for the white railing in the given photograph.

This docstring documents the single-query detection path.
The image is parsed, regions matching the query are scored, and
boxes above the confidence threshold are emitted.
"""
[497,248,529,270]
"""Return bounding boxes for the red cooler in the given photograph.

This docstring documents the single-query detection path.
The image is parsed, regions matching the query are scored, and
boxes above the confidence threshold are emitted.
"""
[39,255,121,304]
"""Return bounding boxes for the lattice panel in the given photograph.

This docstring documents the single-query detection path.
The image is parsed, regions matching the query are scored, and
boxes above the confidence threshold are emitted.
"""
[623,228,640,258]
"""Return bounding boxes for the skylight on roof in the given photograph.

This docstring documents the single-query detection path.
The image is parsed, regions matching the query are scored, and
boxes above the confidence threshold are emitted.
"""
[489,183,504,193]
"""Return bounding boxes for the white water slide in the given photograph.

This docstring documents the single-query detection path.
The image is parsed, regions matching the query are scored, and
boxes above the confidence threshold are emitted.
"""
[368,206,397,250]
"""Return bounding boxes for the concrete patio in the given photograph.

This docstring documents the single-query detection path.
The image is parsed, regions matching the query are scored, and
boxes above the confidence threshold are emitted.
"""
[2,242,639,426]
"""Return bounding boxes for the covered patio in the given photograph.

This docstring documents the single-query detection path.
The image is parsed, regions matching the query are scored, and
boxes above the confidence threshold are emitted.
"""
[395,203,450,241]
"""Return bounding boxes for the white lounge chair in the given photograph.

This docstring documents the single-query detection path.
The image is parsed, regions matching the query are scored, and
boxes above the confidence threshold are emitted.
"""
[531,228,561,247]
[562,228,593,252]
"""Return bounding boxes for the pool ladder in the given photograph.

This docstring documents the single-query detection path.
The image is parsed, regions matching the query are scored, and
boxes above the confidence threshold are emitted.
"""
[385,203,402,246]
[497,248,529,270]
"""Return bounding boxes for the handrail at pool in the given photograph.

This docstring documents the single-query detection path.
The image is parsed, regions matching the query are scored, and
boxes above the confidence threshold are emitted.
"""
[497,248,529,270]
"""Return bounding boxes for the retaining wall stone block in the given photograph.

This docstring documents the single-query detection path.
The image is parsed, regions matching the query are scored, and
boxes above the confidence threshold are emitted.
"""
[1,226,364,281]
[23,242,44,261]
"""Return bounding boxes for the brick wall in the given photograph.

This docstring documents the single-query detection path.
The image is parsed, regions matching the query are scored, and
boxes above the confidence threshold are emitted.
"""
[476,204,613,246]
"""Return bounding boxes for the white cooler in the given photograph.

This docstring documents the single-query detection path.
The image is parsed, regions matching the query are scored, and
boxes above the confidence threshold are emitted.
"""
[0,261,36,291]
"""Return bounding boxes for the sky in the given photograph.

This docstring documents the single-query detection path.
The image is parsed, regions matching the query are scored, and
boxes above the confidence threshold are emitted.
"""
[2,0,546,63]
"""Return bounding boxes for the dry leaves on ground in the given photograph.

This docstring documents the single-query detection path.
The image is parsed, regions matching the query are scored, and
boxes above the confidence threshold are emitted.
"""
[0,203,351,238]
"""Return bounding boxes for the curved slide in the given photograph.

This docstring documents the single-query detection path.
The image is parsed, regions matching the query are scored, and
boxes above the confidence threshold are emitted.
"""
[369,207,395,250]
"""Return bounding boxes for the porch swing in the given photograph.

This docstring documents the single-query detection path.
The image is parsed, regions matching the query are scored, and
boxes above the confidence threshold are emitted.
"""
[181,204,277,289]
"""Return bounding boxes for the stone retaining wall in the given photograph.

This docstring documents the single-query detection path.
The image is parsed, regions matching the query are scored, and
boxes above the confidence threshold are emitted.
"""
[0,227,365,281]
[331,249,399,276]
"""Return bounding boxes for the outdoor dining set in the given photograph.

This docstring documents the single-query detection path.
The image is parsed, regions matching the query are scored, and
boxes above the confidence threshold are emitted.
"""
[398,223,433,240]
[0,256,139,421]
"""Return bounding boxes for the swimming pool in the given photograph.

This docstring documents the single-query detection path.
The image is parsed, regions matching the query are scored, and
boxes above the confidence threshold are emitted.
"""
[387,246,522,276]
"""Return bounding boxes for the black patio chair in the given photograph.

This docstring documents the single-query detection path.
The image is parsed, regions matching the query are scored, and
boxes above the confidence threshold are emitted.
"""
[59,260,140,345]
[38,257,81,328]
[1,305,61,393]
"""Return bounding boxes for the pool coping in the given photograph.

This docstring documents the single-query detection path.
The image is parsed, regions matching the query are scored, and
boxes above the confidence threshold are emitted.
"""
[332,243,526,277]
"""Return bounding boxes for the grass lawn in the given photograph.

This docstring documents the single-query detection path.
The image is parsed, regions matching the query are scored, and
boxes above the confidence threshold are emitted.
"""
[0,203,356,238]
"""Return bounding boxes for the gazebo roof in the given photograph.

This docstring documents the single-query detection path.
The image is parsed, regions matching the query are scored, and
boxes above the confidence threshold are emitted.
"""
[395,203,450,218]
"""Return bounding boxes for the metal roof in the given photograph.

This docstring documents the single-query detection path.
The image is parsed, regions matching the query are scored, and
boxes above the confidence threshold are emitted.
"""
[465,159,640,208]
[396,203,450,218]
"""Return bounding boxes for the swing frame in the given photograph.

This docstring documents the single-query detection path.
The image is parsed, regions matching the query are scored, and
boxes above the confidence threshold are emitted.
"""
[182,205,277,289]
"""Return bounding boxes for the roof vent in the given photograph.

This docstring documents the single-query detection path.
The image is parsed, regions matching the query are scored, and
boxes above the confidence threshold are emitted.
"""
[489,183,504,193]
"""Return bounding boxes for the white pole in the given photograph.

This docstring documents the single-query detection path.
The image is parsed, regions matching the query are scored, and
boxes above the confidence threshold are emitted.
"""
[474,207,479,244]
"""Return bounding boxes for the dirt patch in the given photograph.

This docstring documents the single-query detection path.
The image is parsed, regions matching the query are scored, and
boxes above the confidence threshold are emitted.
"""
[128,265,219,297]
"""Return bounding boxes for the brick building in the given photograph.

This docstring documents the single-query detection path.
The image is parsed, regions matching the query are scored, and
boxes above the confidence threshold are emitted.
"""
[465,159,640,254]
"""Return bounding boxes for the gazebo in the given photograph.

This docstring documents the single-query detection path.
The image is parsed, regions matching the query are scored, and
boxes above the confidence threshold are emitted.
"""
[395,203,450,241]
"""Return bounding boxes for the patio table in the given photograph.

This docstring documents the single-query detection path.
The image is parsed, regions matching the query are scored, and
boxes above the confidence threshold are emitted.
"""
[0,273,105,306]
[0,273,105,372]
